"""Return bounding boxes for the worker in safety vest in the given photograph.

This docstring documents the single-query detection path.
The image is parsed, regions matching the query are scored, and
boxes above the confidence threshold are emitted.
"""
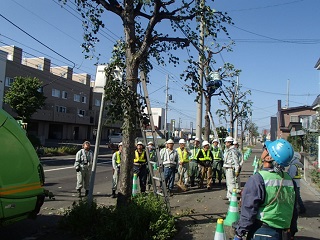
[74,141,93,198]
[133,141,148,193]
[111,142,122,198]
[189,138,201,187]
[196,140,214,190]
[177,138,191,187]
[287,151,306,214]
[211,139,223,186]
[233,139,298,240]
[146,141,156,190]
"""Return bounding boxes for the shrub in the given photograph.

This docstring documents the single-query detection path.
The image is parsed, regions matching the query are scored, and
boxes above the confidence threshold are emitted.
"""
[310,168,320,189]
[43,145,80,156]
[59,194,176,240]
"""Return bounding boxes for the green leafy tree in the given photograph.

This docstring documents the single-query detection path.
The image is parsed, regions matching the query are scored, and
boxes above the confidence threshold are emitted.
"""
[61,0,233,205]
[303,107,319,156]
[4,76,46,122]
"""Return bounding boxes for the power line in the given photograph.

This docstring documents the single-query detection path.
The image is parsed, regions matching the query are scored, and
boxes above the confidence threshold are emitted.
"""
[0,13,75,68]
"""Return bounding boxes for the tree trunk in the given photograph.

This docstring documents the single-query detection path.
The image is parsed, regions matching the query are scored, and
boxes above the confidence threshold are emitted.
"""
[117,5,140,206]
[204,94,211,141]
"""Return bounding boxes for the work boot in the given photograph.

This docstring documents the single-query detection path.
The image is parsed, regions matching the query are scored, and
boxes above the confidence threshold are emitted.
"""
[111,190,116,198]
[190,177,195,187]
[85,190,89,197]
[77,189,81,198]
[218,180,222,186]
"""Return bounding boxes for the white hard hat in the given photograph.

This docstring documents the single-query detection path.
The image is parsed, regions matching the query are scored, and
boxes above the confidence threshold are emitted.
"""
[137,141,144,146]
[148,141,154,145]
[224,136,233,142]
[212,139,219,143]
[202,140,210,147]
[194,137,200,142]
[179,139,186,144]
[166,139,174,144]
[118,142,123,146]
[233,141,238,145]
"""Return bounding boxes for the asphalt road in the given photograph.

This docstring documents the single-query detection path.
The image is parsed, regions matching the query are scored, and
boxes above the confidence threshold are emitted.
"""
[0,152,115,240]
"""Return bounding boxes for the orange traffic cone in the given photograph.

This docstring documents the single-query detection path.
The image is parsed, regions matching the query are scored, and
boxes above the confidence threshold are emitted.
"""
[213,218,226,240]
[224,189,240,226]
[132,173,138,197]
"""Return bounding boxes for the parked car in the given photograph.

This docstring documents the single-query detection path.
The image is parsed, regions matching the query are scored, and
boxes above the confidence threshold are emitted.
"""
[109,133,122,144]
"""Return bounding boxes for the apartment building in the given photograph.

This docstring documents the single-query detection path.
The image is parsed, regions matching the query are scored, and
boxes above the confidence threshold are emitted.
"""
[0,45,117,144]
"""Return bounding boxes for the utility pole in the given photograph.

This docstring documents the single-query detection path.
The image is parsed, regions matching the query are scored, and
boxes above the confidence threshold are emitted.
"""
[164,75,169,140]
[234,76,239,140]
[196,0,205,141]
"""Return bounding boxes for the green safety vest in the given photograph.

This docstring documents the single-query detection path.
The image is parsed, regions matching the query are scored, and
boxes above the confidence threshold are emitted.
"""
[257,171,295,229]
[212,148,222,160]
[198,149,212,162]
[134,151,146,163]
[115,151,121,164]
[177,148,189,163]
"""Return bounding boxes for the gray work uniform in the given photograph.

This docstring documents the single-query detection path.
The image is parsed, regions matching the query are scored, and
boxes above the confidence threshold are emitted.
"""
[74,149,93,191]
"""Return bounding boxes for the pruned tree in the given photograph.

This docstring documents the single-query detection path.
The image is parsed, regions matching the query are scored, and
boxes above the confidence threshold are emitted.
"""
[246,121,259,146]
[183,60,240,141]
[4,76,46,122]
[61,0,233,206]
[216,80,252,138]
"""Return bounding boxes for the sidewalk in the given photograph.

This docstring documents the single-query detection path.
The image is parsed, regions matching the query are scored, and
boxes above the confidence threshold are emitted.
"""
[172,145,320,240]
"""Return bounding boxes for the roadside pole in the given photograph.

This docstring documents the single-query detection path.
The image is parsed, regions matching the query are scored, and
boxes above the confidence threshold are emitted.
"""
[87,65,107,206]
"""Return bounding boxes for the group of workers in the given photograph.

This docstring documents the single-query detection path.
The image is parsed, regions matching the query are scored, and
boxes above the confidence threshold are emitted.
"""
[109,136,243,199]
[74,137,306,240]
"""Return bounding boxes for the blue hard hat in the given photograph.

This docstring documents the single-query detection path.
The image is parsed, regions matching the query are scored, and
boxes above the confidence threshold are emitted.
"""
[264,139,294,167]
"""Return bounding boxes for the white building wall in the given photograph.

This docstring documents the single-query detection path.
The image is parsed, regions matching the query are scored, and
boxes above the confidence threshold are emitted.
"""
[145,108,165,129]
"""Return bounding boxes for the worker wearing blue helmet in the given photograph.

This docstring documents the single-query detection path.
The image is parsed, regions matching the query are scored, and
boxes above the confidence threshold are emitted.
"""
[233,139,298,240]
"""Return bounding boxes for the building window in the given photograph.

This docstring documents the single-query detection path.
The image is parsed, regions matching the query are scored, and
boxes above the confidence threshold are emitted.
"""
[62,91,68,99]
[74,94,80,102]
[81,96,87,103]
[36,64,43,70]
[56,106,67,113]
[5,77,14,87]
[78,109,85,117]
[38,87,43,93]
[52,89,60,98]
[95,99,101,107]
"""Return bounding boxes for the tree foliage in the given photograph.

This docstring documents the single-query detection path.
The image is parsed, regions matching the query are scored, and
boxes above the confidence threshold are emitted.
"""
[4,76,46,121]
[61,0,234,205]
[216,80,252,137]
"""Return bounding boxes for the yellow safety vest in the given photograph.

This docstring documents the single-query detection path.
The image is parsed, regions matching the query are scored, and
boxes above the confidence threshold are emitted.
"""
[293,164,302,179]
[177,148,189,163]
[199,149,212,161]
[115,151,121,164]
[134,150,146,163]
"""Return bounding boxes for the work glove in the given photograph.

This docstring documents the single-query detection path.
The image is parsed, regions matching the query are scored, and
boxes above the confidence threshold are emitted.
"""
[235,172,240,177]
[233,235,242,240]
[76,166,81,172]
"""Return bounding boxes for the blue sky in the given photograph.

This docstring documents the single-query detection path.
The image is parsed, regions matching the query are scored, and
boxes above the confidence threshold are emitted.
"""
[1,0,319,134]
